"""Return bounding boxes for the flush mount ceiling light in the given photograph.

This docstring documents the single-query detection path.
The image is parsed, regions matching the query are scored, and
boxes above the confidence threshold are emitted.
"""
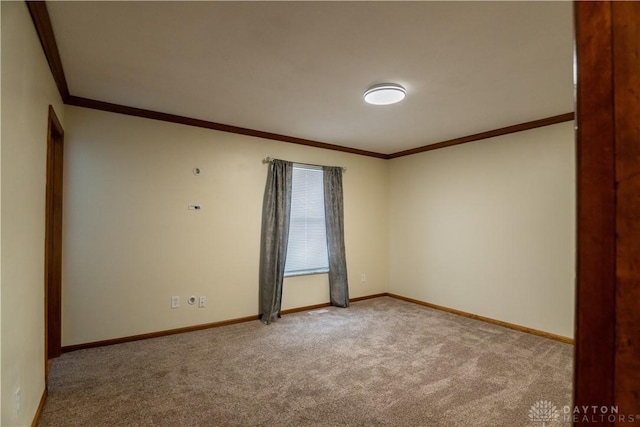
[363,83,406,105]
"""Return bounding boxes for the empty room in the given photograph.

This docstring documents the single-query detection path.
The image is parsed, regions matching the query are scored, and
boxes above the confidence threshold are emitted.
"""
[2,1,638,427]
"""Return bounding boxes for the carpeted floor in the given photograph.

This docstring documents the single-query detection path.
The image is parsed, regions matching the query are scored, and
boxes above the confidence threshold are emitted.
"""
[38,297,573,426]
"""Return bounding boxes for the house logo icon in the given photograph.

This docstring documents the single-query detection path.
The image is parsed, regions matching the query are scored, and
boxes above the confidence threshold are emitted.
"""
[529,400,559,426]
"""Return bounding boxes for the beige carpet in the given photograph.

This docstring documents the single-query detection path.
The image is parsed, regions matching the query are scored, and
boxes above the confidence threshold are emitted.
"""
[38,297,573,426]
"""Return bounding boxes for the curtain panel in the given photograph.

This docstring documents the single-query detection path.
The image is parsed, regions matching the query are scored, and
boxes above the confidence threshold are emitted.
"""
[323,166,349,307]
[258,159,293,324]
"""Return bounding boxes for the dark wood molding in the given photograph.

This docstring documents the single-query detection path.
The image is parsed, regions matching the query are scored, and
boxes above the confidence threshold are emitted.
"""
[387,113,575,159]
[67,95,574,160]
[60,291,575,352]
[26,1,69,102]
[281,303,331,315]
[61,293,388,352]
[30,388,47,427]
[44,105,64,364]
[574,0,640,421]
[47,104,64,137]
[66,96,388,159]
[574,2,617,421]
[387,293,574,344]
[62,314,261,353]
[349,293,388,303]
[24,1,386,159]
[26,1,572,161]
[278,294,388,316]
[611,0,640,417]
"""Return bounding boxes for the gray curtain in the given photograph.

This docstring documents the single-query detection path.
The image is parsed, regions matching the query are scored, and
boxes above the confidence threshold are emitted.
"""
[323,166,349,307]
[259,159,293,324]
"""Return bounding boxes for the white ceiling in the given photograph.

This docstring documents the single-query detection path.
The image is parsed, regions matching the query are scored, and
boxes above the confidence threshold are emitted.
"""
[46,1,574,155]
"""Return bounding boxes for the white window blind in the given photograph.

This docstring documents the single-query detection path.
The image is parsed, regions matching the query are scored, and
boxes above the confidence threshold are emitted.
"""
[284,165,329,276]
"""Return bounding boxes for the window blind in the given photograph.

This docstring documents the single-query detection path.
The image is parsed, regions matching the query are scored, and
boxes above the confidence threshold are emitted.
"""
[284,165,329,276]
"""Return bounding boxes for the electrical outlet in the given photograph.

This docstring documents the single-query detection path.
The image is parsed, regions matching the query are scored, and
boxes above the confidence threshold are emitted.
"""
[171,296,180,309]
[198,296,206,308]
[361,273,367,283]
[14,387,21,416]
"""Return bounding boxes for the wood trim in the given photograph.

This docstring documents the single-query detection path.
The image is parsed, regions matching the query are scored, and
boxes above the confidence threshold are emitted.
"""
[66,96,388,159]
[30,388,47,427]
[24,1,385,159]
[67,95,573,160]
[47,104,64,136]
[387,113,575,159]
[61,314,260,353]
[573,2,617,420]
[44,105,64,364]
[25,0,573,161]
[61,291,574,352]
[349,293,388,303]
[279,293,388,315]
[611,0,640,417]
[387,293,574,344]
[281,303,331,315]
[61,293,388,352]
[26,1,69,102]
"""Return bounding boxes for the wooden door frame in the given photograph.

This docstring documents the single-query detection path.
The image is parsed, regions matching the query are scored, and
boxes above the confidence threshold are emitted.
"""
[45,105,64,371]
[574,1,639,423]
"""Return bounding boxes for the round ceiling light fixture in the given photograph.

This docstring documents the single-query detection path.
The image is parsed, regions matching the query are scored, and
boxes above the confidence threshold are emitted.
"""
[363,83,406,105]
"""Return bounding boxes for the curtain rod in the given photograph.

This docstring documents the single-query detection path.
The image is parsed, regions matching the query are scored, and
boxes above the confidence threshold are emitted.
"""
[262,157,347,173]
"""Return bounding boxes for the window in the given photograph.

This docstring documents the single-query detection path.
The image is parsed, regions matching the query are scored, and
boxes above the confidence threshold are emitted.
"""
[284,165,329,276]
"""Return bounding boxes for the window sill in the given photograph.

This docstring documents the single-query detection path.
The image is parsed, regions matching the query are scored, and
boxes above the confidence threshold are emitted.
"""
[284,269,329,278]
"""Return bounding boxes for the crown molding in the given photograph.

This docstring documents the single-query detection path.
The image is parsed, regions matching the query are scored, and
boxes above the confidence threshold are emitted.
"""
[27,0,574,160]
[387,113,575,159]
[27,1,70,102]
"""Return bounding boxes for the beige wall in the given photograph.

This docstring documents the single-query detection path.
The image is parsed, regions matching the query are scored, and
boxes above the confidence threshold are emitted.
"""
[1,2,66,426]
[62,108,575,345]
[389,122,576,338]
[63,107,575,345]
[62,106,389,346]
